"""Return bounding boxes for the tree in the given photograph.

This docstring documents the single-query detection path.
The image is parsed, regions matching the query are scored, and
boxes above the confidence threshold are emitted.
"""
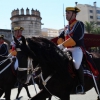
[92,27,100,34]
[84,21,95,33]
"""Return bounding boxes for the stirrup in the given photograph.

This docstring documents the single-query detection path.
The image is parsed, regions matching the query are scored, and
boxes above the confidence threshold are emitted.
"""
[76,85,85,94]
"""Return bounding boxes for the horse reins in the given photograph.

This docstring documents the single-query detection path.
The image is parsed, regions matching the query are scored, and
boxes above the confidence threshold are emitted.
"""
[0,55,13,74]
[40,72,61,100]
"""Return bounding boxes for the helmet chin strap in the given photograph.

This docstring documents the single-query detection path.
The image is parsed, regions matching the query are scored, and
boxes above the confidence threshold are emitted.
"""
[68,12,74,21]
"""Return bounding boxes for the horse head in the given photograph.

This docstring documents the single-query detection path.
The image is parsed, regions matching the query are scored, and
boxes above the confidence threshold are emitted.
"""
[26,37,70,77]
[14,36,37,84]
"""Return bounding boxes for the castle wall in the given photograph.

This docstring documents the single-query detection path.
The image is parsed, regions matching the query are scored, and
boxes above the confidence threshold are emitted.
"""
[10,8,42,38]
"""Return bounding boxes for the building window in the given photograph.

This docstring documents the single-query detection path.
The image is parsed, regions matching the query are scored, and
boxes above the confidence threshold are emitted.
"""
[97,16,100,19]
[90,10,93,13]
[97,22,100,25]
[97,10,100,14]
[90,16,93,19]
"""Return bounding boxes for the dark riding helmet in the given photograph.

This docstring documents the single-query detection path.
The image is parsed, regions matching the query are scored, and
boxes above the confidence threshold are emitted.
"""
[66,7,80,14]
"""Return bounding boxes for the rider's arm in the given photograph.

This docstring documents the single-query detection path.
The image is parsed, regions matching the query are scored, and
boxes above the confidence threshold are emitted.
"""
[62,21,84,47]
[57,31,65,44]
[71,21,84,42]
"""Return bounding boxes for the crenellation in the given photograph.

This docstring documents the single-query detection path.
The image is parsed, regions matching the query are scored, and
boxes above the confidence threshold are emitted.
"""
[31,8,35,15]
[16,8,19,15]
[11,8,42,37]
[11,10,14,17]
[11,8,41,17]
[13,9,16,16]
[26,8,30,15]
[21,8,24,15]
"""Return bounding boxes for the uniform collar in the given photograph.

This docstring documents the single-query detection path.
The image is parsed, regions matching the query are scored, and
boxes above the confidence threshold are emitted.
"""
[17,36,21,41]
[69,18,77,25]
[16,35,22,39]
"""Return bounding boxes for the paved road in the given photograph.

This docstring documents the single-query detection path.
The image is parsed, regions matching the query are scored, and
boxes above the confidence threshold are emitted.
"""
[1,84,98,100]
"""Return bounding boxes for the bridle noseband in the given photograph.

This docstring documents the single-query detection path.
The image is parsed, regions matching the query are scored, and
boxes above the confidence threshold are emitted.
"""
[16,48,33,75]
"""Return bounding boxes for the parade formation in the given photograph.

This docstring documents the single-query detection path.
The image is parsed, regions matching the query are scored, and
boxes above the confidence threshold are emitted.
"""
[1,5,100,100]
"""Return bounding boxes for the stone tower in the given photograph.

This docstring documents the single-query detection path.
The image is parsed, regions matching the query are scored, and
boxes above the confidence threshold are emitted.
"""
[10,8,42,37]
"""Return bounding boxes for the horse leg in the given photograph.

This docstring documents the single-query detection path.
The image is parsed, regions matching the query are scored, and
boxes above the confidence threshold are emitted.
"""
[16,86,22,99]
[60,94,70,100]
[23,84,31,98]
[98,97,100,100]
[94,80,100,100]
[97,86,100,100]
[4,86,11,100]
[0,90,4,98]
[31,89,50,100]
[48,96,52,100]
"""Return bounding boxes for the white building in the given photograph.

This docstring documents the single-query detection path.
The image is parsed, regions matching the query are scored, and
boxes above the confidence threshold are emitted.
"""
[76,2,100,27]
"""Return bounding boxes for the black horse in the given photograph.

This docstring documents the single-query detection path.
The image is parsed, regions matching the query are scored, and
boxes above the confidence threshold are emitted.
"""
[0,55,17,100]
[0,55,32,100]
[14,36,100,100]
[15,82,32,99]
[15,36,52,100]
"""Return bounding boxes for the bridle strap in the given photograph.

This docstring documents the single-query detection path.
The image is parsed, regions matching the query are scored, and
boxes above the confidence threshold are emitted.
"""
[16,48,21,51]
[40,72,52,86]
[18,67,28,71]
[40,72,60,100]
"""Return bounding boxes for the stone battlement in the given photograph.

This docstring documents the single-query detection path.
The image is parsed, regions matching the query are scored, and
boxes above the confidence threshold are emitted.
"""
[11,8,40,17]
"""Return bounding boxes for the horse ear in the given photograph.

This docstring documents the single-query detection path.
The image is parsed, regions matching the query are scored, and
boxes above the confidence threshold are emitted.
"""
[21,35,26,45]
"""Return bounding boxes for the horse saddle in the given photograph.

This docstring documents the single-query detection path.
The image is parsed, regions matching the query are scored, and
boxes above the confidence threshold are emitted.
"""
[82,51,99,77]
[64,50,99,79]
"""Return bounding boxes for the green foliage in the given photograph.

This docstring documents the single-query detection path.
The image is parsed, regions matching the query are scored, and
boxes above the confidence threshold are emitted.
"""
[92,27,100,34]
[84,21,95,33]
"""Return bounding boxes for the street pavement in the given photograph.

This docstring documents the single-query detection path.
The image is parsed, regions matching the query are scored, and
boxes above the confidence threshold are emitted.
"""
[0,84,98,100]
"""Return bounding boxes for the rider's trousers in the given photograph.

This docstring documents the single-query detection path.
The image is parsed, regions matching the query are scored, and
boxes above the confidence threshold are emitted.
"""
[63,47,83,69]
[12,56,18,70]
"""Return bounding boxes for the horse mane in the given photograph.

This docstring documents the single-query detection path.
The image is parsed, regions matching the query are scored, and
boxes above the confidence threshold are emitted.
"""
[26,37,70,76]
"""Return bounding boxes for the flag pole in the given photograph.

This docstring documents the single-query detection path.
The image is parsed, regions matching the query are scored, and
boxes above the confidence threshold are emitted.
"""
[63,4,65,28]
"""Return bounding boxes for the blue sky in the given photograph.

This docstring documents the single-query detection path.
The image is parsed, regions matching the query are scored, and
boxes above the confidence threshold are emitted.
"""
[0,0,100,30]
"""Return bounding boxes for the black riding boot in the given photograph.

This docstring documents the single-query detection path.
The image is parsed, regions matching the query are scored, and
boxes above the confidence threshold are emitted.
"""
[76,66,85,94]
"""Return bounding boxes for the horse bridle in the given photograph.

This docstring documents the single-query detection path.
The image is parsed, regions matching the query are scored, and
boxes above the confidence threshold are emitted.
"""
[16,49,60,100]
[0,55,13,74]
[16,48,33,75]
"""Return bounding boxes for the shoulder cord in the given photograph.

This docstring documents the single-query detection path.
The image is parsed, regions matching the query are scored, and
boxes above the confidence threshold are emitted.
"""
[65,21,84,40]
[65,21,79,37]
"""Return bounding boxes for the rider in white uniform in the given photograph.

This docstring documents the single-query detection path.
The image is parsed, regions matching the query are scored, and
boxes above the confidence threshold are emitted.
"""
[57,7,85,94]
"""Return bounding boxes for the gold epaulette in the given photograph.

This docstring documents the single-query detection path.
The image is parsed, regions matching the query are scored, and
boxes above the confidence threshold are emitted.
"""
[9,49,17,56]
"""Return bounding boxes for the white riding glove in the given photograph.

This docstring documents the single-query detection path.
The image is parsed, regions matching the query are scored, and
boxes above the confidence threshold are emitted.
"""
[57,44,65,50]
